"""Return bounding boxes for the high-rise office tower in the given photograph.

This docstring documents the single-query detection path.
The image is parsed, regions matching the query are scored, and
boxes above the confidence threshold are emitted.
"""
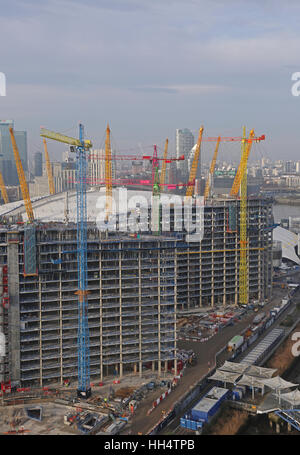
[34,152,43,177]
[175,128,194,178]
[0,120,28,185]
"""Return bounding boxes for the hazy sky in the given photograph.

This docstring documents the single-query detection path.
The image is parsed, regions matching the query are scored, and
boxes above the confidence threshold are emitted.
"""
[1,0,300,161]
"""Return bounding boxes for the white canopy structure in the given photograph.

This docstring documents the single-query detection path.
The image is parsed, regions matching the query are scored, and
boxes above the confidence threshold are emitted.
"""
[237,374,265,399]
[219,361,249,375]
[280,389,300,407]
[262,376,298,391]
[261,376,298,405]
[245,365,277,379]
[273,226,300,265]
[209,369,242,386]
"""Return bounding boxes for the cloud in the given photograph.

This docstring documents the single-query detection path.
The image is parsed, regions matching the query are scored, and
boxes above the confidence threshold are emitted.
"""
[0,0,300,159]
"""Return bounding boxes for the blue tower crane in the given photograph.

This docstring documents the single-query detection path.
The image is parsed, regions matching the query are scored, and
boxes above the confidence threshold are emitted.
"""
[40,124,92,398]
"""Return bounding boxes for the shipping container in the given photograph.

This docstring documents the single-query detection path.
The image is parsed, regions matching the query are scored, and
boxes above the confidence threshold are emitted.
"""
[227,335,244,351]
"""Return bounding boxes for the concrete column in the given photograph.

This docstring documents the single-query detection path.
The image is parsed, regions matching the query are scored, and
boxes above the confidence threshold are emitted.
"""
[199,249,202,307]
[59,239,63,386]
[99,244,103,382]
[211,215,214,307]
[174,244,177,375]
[235,213,238,307]
[134,363,137,374]
[223,205,226,307]
[138,245,142,378]
[119,248,123,379]
[7,233,21,385]
[287,423,292,432]
[276,423,280,434]
[158,244,161,377]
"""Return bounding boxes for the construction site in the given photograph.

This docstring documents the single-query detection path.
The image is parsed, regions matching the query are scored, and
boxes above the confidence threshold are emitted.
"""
[0,124,278,435]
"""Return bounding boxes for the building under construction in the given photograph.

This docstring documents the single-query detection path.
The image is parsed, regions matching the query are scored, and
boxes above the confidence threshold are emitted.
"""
[0,190,273,389]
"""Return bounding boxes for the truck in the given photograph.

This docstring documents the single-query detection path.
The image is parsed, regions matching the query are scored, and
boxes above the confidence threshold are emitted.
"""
[253,312,265,325]
[270,307,280,318]
[227,335,244,352]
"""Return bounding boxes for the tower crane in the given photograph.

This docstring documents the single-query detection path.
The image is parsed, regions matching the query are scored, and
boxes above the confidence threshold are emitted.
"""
[239,127,248,305]
[105,124,113,221]
[43,139,55,196]
[41,125,92,398]
[230,130,263,196]
[9,127,34,223]
[0,172,9,204]
[186,127,204,198]
[160,139,169,187]
[203,136,221,202]
[228,129,265,305]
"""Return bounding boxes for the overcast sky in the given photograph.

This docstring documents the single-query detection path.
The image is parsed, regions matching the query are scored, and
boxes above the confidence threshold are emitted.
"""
[1,0,300,161]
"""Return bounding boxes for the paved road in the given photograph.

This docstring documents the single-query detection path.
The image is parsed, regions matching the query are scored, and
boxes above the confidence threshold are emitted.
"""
[125,286,289,434]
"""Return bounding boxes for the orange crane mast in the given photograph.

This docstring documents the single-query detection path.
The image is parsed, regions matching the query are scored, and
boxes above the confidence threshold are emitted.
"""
[186,127,204,198]
[43,139,55,195]
[0,172,9,204]
[230,130,260,196]
[9,127,34,223]
[105,124,113,221]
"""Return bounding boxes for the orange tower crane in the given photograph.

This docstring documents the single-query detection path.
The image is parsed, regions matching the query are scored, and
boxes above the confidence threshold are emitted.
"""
[105,124,112,221]
[230,130,257,197]
[43,139,55,195]
[186,127,204,197]
[9,127,34,223]
[0,172,9,204]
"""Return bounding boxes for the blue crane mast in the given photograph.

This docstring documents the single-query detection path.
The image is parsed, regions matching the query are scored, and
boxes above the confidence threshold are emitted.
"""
[40,124,92,398]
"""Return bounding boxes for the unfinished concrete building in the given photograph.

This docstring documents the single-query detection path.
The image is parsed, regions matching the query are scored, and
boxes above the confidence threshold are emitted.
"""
[0,190,273,389]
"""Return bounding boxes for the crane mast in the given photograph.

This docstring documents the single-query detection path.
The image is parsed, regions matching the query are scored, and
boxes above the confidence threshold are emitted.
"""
[239,126,248,305]
[41,124,92,398]
[0,172,9,204]
[43,139,55,195]
[9,127,34,223]
[230,130,255,197]
[105,124,112,222]
[186,127,204,198]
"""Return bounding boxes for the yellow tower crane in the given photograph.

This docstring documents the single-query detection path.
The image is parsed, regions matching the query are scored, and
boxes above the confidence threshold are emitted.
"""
[239,126,249,305]
[43,139,55,196]
[0,172,9,204]
[105,124,112,221]
[9,127,34,223]
[160,138,169,187]
[203,136,221,202]
[186,127,204,198]
[230,129,255,197]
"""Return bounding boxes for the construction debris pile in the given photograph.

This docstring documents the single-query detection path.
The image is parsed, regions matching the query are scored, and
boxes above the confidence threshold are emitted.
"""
[178,310,243,342]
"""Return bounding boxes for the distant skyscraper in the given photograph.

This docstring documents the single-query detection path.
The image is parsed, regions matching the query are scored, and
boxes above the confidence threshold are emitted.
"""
[88,149,105,185]
[175,128,194,178]
[285,161,294,173]
[34,152,43,177]
[0,120,28,185]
